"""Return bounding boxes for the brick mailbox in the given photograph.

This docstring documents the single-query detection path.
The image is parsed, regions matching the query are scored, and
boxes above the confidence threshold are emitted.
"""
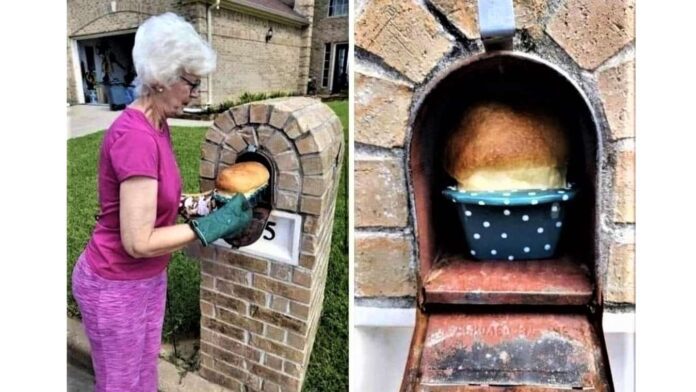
[185,97,343,392]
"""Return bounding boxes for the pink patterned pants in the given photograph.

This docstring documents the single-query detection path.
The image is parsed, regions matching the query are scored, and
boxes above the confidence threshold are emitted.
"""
[72,252,167,392]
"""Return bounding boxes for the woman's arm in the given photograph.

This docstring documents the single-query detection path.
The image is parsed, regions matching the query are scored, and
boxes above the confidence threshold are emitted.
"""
[120,176,196,258]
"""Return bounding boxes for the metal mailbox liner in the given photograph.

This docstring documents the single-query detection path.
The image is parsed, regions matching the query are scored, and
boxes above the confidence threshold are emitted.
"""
[397,0,615,388]
[442,186,577,260]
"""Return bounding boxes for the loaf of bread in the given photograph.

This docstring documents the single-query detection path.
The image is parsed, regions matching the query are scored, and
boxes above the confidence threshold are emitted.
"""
[443,102,569,191]
[215,161,270,198]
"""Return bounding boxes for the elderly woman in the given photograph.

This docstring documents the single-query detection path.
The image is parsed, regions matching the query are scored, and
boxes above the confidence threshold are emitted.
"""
[71,13,249,391]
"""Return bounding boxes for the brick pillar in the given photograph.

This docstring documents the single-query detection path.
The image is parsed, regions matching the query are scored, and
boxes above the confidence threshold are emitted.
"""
[293,0,315,94]
[186,97,343,392]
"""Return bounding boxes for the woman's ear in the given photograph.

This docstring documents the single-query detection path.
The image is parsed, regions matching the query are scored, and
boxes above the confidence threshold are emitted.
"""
[150,84,165,93]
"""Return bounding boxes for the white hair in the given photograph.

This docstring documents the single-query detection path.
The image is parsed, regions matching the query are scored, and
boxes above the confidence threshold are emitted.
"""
[132,12,216,96]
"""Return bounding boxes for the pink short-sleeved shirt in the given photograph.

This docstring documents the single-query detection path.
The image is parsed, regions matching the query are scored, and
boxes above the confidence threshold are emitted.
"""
[85,108,182,280]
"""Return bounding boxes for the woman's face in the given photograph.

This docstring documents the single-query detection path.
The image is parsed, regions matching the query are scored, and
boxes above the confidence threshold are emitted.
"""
[158,73,201,117]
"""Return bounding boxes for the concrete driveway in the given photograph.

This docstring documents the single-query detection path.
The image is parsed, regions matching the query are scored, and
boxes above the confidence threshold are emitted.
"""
[68,104,213,139]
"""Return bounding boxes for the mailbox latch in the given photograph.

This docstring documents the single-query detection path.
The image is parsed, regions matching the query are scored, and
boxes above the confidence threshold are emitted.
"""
[478,0,515,51]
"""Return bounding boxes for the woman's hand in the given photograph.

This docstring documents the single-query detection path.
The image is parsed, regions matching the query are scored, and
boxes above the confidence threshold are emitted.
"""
[179,190,216,220]
[189,194,252,246]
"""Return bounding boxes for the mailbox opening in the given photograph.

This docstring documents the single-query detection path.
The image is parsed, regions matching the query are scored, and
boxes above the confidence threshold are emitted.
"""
[222,149,276,248]
[409,52,601,306]
[234,148,276,207]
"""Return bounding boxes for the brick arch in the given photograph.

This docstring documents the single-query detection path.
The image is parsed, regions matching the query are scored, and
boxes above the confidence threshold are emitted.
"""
[199,97,343,215]
[71,11,148,37]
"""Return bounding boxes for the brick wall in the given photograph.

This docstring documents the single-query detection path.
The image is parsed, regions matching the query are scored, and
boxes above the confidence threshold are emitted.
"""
[309,0,348,95]
[67,0,182,37]
[354,0,635,308]
[211,8,304,103]
[186,97,343,391]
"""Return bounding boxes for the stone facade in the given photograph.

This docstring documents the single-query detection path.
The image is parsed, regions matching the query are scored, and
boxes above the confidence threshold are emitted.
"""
[308,0,349,94]
[355,0,635,308]
[67,0,347,105]
[186,97,343,391]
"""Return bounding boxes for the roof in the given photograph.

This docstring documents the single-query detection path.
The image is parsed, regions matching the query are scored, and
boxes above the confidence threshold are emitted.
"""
[204,0,310,26]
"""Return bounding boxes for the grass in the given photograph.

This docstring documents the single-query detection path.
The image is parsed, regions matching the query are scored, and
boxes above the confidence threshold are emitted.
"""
[302,100,348,391]
[67,100,348,390]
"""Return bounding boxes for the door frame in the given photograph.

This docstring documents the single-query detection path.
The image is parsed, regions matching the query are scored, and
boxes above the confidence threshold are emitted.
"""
[331,42,348,93]
[70,29,137,104]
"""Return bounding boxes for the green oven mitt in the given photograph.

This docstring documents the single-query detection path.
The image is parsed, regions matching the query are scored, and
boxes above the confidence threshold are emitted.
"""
[189,193,252,246]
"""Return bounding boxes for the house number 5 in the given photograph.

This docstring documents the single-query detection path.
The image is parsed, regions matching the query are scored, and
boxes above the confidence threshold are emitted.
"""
[263,221,276,241]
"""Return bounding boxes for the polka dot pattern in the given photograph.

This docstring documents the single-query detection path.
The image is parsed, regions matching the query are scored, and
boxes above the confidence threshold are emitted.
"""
[444,187,575,206]
[444,186,573,260]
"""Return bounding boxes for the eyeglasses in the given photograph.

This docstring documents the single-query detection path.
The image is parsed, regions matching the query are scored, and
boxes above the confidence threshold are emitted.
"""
[179,76,201,93]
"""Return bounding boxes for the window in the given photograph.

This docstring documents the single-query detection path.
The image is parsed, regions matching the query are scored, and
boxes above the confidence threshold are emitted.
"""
[321,43,332,87]
[328,0,348,17]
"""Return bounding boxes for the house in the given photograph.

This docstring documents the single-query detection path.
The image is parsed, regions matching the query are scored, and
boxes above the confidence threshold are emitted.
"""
[308,0,348,95]
[66,0,348,106]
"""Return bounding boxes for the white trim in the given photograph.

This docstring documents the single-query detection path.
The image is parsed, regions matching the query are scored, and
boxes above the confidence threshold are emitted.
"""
[603,310,636,334]
[207,3,217,106]
[331,41,348,92]
[320,43,331,88]
[328,43,336,91]
[353,307,416,327]
[70,39,85,104]
[215,0,309,27]
[70,28,137,41]
[327,0,348,18]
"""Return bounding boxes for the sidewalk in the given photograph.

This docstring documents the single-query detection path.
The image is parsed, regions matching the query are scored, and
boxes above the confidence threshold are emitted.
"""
[67,104,214,139]
[67,317,230,391]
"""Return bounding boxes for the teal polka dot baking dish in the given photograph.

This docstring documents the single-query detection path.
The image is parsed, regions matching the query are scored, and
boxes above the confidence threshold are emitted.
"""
[442,186,577,261]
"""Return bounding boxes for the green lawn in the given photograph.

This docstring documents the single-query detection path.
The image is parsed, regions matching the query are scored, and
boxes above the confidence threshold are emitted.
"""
[67,100,348,390]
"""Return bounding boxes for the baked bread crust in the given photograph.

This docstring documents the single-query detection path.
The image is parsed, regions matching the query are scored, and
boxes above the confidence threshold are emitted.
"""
[215,161,270,195]
[443,102,569,190]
